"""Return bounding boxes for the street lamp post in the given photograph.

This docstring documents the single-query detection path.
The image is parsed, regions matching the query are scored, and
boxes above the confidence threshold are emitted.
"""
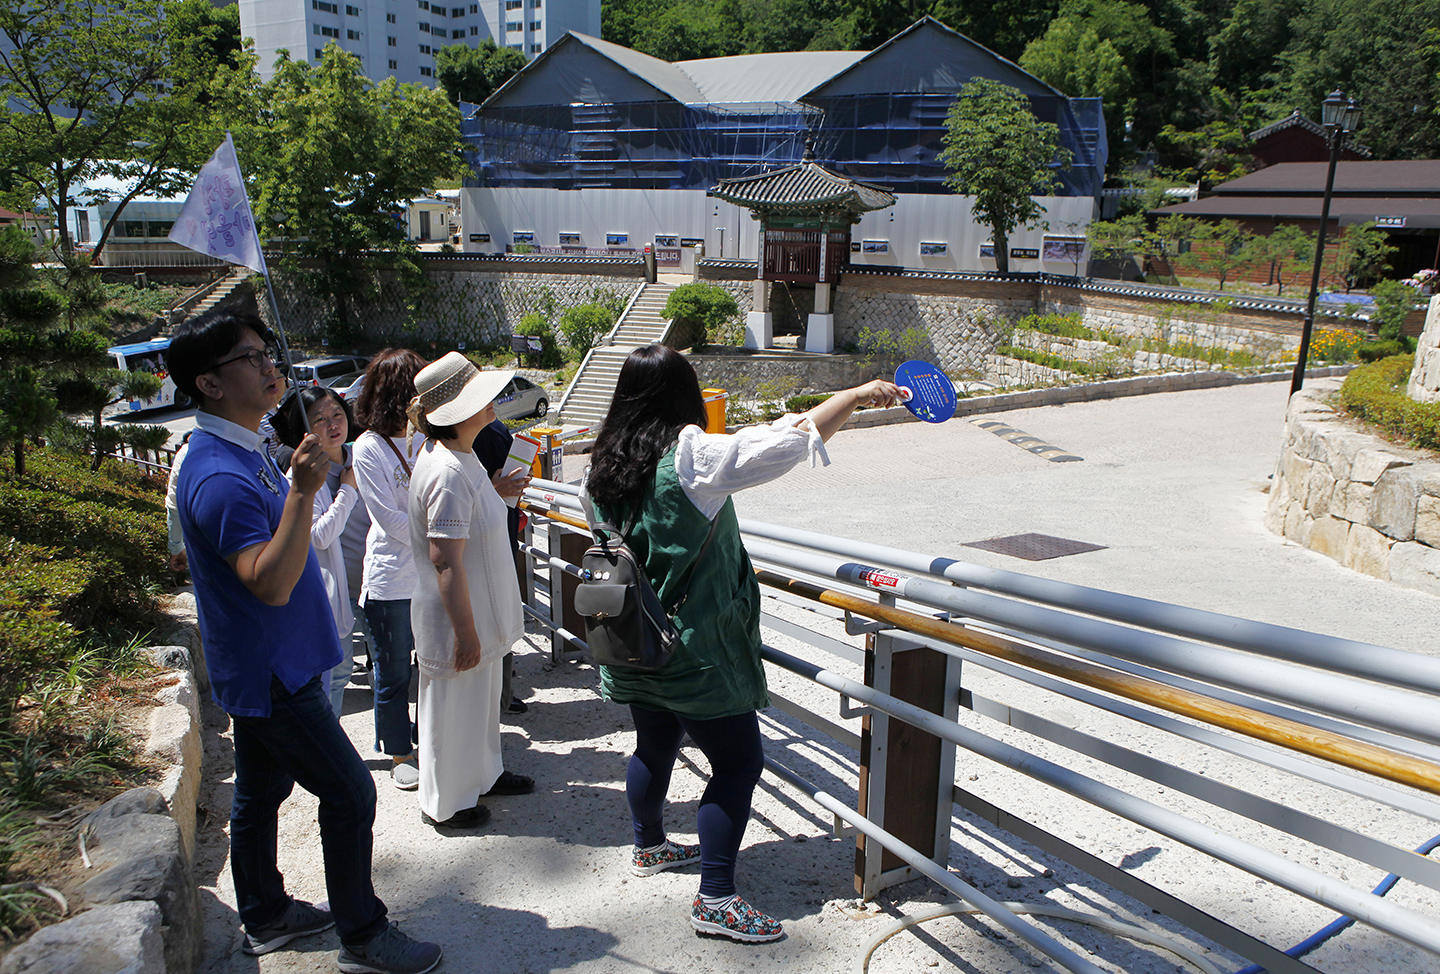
[1291,90,1362,397]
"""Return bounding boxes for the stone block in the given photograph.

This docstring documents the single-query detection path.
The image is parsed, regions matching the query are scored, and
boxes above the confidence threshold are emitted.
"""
[1336,481,1373,523]
[1351,449,1410,485]
[80,806,203,974]
[1369,467,1423,542]
[1304,465,1336,517]
[1282,452,1313,508]
[1343,523,1393,580]
[1389,541,1440,598]
[1312,431,1374,483]
[145,672,201,861]
[1417,495,1440,548]
[1308,516,1351,560]
[1264,471,1291,535]
[0,901,163,974]
[1283,502,1312,545]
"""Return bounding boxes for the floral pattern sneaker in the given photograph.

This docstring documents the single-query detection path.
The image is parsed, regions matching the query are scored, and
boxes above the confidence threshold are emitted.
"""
[689,894,784,942]
[631,839,701,877]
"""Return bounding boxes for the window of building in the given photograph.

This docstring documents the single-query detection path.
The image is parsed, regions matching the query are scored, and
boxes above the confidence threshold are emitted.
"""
[346,4,360,14]
[348,28,361,38]
[529,0,540,7]
[529,42,540,52]
[419,65,432,76]
[419,43,431,53]
[505,0,520,9]
[388,35,396,44]
[148,221,174,238]
[389,58,397,68]
[312,0,338,11]
[315,24,339,36]
[386,11,395,20]
[506,20,520,31]
[417,0,428,9]
[315,48,324,57]
[469,2,478,10]
[432,23,446,34]
[528,19,539,30]
[508,42,521,50]
[469,24,477,34]
[451,6,463,15]
[452,28,463,37]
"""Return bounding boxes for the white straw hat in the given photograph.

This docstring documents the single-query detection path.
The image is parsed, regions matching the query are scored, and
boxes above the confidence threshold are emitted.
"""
[411,352,513,426]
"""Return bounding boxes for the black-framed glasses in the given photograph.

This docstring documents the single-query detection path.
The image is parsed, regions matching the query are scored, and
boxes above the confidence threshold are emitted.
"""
[209,347,277,372]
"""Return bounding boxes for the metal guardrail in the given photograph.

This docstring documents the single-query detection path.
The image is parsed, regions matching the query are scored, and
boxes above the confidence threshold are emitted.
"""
[514,478,1440,974]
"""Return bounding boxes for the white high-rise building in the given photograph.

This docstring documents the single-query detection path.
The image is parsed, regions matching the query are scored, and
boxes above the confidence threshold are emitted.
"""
[238,0,599,84]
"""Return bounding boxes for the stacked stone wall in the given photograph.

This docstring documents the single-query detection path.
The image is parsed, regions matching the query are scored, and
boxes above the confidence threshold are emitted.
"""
[265,268,645,351]
[1266,381,1440,596]
[1405,295,1440,403]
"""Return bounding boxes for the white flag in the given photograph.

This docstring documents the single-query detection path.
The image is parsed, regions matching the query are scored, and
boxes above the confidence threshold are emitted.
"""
[168,132,267,274]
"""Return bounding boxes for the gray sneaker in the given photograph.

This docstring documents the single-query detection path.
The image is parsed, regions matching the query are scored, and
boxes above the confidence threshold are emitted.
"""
[241,898,334,955]
[337,923,442,974]
[390,757,419,791]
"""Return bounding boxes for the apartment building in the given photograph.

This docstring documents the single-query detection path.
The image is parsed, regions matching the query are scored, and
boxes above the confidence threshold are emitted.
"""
[238,0,599,84]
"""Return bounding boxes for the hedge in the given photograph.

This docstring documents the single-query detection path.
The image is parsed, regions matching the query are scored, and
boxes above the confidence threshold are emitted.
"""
[1338,354,1440,452]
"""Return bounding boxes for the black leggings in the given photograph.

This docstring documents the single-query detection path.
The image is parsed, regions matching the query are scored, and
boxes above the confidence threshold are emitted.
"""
[627,705,764,898]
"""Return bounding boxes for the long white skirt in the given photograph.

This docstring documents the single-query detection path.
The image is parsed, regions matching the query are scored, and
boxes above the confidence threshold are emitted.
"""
[417,658,503,822]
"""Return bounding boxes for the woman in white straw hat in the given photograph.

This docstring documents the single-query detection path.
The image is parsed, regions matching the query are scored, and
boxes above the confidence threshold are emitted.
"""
[407,352,535,829]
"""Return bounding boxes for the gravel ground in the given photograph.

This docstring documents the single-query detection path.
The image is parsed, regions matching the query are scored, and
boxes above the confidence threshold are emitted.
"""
[193,379,1440,974]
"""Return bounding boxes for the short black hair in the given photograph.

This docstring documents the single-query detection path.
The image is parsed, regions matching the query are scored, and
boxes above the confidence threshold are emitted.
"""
[273,385,357,449]
[168,310,276,402]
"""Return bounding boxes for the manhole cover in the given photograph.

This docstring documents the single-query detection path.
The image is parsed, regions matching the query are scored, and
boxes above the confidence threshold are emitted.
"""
[963,533,1107,561]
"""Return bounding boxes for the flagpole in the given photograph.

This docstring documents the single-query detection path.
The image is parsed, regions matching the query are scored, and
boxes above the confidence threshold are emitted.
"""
[221,133,296,385]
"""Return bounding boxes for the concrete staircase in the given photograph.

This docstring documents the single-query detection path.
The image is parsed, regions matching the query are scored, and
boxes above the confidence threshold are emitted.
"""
[168,267,251,330]
[558,281,676,429]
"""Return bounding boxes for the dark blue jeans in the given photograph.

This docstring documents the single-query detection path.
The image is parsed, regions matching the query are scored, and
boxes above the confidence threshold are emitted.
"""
[230,676,388,946]
[363,599,414,757]
[627,706,764,898]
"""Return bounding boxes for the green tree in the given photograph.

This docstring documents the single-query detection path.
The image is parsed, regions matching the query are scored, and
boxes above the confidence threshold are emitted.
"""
[1253,224,1316,296]
[558,303,615,355]
[1018,11,1129,155]
[436,39,527,106]
[235,46,465,337]
[1175,220,1256,291]
[0,0,234,260]
[663,283,739,347]
[1368,279,1422,343]
[632,0,744,61]
[1085,213,1146,270]
[940,78,1070,275]
[1333,221,1396,290]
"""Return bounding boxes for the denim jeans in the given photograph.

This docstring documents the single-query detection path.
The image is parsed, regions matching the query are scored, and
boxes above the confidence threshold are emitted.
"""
[363,598,414,757]
[230,676,388,946]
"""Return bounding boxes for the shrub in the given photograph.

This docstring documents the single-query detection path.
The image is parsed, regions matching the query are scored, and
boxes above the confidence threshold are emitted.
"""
[1369,279,1422,342]
[664,283,740,347]
[785,394,827,413]
[1015,311,1092,340]
[514,312,561,368]
[996,346,1098,375]
[1357,340,1404,362]
[558,303,615,355]
[1339,354,1440,451]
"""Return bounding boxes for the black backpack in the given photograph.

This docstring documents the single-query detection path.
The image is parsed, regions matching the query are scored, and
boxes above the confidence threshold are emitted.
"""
[575,491,718,671]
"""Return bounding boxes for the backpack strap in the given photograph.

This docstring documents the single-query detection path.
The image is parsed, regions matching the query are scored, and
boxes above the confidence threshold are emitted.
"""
[578,486,719,615]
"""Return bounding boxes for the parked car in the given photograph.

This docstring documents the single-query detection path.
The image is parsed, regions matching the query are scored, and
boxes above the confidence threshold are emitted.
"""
[494,375,549,421]
[291,355,370,391]
[336,373,366,402]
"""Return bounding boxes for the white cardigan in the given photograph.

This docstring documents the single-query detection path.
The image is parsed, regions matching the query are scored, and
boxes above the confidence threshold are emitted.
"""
[286,470,361,642]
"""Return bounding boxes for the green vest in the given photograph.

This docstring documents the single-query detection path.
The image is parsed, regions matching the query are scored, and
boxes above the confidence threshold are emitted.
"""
[597,446,768,719]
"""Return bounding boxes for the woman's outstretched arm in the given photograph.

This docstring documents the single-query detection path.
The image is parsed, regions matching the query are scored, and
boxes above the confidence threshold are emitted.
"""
[802,379,903,442]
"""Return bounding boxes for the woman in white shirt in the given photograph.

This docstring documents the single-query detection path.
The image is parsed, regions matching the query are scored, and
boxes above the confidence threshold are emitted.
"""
[353,348,428,791]
[406,353,534,829]
[278,386,362,717]
[585,344,899,942]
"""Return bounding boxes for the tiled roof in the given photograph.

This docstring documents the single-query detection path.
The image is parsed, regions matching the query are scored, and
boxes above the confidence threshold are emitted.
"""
[708,161,896,215]
[1248,111,1373,157]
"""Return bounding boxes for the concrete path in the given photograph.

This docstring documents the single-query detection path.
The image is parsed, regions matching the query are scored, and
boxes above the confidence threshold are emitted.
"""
[192,378,1440,974]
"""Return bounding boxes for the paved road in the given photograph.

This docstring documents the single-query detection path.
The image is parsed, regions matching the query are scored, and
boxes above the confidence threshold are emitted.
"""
[192,378,1440,974]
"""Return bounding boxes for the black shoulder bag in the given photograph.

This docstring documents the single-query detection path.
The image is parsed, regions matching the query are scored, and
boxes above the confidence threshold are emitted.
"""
[574,489,719,671]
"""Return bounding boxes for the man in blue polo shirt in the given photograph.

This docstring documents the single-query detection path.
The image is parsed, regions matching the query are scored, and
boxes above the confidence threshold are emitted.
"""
[171,310,442,974]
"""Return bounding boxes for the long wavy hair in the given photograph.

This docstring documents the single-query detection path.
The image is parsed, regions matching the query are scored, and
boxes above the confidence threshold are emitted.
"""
[587,345,707,518]
[355,348,427,437]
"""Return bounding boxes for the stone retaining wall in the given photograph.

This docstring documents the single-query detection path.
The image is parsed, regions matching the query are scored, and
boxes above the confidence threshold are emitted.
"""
[1265,381,1440,596]
[1405,294,1440,403]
